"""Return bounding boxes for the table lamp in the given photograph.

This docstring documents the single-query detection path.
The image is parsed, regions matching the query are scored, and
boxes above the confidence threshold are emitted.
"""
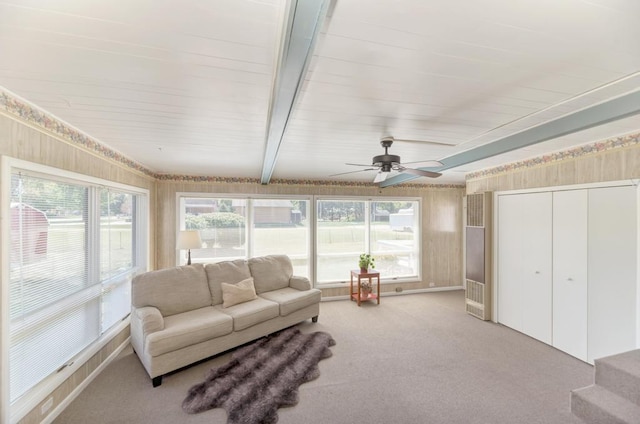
[176,230,202,265]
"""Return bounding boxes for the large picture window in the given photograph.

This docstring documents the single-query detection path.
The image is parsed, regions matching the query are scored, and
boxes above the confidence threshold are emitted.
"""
[316,199,420,284]
[6,165,147,406]
[178,195,420,286]
[179,196,310,277]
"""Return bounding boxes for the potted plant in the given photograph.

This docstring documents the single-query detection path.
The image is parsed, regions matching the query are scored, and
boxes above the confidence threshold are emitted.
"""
[358,253,375,273]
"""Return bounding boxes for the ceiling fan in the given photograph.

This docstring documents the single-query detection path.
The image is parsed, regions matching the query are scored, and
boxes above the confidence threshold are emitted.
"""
[332,136,443,183]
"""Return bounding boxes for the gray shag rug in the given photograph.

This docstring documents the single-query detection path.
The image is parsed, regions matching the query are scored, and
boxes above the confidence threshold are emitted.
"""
[182,327,335,424]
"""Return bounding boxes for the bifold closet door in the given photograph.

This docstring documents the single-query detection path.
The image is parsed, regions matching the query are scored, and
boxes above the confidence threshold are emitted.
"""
[588,186,638,363]
[497,192,552,344]
[520,192,553,344]
[552,190,588,361]
[497,194,524,331]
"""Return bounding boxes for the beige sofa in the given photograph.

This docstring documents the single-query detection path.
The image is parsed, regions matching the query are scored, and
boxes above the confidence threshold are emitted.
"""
[130,255,321,386]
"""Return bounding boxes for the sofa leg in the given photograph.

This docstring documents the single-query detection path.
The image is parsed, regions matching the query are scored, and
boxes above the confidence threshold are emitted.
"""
[312,316,318,323]
[152,376,162,387]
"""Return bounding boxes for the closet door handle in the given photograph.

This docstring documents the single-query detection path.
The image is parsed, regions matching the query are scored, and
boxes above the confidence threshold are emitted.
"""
[535,271,540,274]
[567,277,574,281]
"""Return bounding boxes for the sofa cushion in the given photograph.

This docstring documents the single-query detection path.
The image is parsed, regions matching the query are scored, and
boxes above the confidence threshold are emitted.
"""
[205,260,252,306]
[221,277,258,308]
[132,264,211,317]
[248,255,293,294]
[145,306,233,357]
[215,297,279,331]
[259,287,322,316]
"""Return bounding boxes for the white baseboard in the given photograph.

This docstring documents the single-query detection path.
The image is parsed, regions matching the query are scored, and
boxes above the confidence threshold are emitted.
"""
[321,285,464,301]
[41,336,131,424]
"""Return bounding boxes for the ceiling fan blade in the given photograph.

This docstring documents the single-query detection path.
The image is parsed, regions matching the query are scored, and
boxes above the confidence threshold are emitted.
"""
[397,166,442,178]
[345,163,376,167]
[373,171,388,183]
[393,138,457,146]
[329,168,377,177]
[401,159,444,167]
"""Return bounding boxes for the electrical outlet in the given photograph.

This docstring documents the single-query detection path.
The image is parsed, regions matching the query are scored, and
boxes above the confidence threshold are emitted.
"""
[41,397,53,415]
[395,287,403,293]
[429,282,435,287]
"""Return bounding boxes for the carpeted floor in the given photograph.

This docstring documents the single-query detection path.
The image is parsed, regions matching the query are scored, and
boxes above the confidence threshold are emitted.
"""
[54,290,593,424]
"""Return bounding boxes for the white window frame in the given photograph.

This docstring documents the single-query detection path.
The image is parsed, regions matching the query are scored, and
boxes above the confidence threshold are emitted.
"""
[176,192,313,276]
[314,195,422,288]
[0,157,149,424]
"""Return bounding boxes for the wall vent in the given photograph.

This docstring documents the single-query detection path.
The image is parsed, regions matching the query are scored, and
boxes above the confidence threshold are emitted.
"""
[466,279,489,320]
[467,193,485,226]
[465,192,492,320]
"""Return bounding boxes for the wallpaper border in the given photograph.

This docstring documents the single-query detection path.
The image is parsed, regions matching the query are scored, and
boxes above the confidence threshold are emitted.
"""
[0,89,464,188]
[465,132,640,181]
[2,88,636,189]
[0,90,155,177]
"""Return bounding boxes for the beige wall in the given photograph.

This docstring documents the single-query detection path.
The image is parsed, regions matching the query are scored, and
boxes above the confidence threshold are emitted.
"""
[0,111,154,424]
[0,115,156,197]
[466,140,640,194]
[156,180,465,297]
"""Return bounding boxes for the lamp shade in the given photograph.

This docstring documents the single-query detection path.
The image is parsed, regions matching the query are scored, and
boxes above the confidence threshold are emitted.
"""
[176,230,202,250]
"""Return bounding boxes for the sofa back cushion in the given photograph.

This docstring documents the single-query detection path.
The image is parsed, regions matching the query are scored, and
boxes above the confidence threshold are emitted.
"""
[248,255,293,294]
[205,260,252,306]
[132,264,211,317]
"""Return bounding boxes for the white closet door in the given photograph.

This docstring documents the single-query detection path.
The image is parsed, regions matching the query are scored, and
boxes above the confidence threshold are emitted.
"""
[497,194,524,331]
[497,192,552,342]
[520,192,553,344]
[588,186,638,362]
[553,190,588,361]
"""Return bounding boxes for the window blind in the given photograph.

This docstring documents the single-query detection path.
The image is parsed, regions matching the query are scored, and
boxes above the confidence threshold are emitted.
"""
[99,189,134,330]
[8,171,143,403]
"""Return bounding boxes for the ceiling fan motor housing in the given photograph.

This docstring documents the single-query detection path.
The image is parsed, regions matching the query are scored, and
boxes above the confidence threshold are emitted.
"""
[373,154,400,172]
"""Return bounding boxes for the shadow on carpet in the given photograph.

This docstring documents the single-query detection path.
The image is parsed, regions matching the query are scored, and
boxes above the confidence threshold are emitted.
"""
[182,327,335,424]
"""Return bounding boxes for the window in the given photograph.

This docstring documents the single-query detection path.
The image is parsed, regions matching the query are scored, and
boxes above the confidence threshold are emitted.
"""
[178,195,420,286]
[316,198,420,284]
[100,189,137,330]
[179,196,310,277]
[6,165,147,405]
[316,200,366,282]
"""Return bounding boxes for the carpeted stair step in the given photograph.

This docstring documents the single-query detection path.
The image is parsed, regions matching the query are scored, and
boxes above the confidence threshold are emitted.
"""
[571,385,640,424]
[595,349,640,406]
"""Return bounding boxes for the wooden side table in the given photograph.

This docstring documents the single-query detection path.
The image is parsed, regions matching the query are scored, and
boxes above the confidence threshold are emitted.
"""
[350,270,381,306]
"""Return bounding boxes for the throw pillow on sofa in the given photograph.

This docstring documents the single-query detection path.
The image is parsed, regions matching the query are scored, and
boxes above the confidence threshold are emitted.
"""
[221,277,258,308]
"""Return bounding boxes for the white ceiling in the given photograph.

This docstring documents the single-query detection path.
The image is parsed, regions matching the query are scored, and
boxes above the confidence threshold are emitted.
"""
[1,0,639,185]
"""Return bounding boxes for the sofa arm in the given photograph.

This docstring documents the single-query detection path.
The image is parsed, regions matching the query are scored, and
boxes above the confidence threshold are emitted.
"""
[133,306,165,339]
[289,275,312,291]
